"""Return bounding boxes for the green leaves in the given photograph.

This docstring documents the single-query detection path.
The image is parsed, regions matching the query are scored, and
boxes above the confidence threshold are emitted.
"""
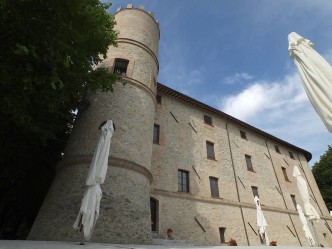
[14,43,29,56]
[312,145,332,210]
[63,55,73,68]
[0,0,118,239]
[0,0,118,141]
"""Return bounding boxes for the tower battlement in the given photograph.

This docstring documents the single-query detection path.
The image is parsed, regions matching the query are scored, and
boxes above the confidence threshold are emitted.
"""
[116,4,159,26]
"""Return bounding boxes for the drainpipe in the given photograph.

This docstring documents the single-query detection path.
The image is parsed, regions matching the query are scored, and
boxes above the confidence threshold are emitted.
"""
[264,139,302,246]
[225,121,250,246]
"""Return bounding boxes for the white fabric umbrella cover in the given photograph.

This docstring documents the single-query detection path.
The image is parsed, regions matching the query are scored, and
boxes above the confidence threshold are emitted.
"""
[254,196,270,245]
[73,119,115,240]
[73,184,102,240]
[297,204,315,246]
[288,32,332,132]
[293,166,320,221]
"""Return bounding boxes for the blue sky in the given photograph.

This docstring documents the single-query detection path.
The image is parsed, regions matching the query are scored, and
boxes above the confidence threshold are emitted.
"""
[109,0,332,166]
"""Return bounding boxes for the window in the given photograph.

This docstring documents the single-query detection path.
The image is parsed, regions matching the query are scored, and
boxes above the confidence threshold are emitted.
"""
[282,167,290,182]
[240,130,247,139]
[219,227,226,243]
[289,151,295,159]
[156,95,162,104]
[178,170,189,192]
[291,195,297,209]
[209,177,220,197]
[275,145,280,153]
[204,115,212,125]
[206,141,215,159]
[113,58,129,75]
[251,186,259,198]
[245,155,254,172]
[153,124,160,144]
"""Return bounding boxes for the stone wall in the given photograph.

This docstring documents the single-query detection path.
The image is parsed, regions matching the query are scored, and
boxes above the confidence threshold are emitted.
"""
[151,91,332,246]
[28,6,159,244]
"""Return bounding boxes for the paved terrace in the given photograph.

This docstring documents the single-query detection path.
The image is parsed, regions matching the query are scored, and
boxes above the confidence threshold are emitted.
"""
[0,241,330,249]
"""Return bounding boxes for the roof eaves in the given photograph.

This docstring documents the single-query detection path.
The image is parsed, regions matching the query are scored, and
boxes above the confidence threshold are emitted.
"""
[157,82,312,162]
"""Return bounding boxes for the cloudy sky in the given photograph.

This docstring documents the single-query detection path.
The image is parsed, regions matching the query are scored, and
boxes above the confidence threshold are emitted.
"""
[109,0,332,166]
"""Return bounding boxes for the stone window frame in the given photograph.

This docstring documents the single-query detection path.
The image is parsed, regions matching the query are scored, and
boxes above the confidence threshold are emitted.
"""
[290,194,297,209]
[156,94,162,104]
[153,124,160,144]
[178,170,189,193]
[204,115,213,126]
[113,58,129,75]
[209,176,220,198]
[206,141,216,160]
[275,145,281,154]
[245,154,254,172]
[251,186,259,198]
[240,130,247,140]
[109,57,134,78]
[282,167,290,182]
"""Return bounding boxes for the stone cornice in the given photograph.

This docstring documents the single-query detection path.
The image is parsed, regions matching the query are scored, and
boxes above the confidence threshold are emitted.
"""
[116,38,159,72]
[151,188,332,220]
[57,155,153,183]
[120,76,157,106]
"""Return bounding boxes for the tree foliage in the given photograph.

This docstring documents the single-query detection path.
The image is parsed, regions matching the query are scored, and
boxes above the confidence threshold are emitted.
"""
[312,145,332,211]
[0,0,117,239]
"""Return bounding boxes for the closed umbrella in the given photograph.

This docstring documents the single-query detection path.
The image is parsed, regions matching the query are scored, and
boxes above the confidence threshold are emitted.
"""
[292,166,320,221]
[254,196,270,245]
[297,204,315,246]
[73,119,115,240]
[293,165,320,246]
[288,32,332,132]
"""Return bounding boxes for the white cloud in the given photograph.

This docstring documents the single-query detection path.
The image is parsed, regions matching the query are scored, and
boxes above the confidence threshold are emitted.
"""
[224,72,253,85]
[220,72,306,121]
[219,71,332,165]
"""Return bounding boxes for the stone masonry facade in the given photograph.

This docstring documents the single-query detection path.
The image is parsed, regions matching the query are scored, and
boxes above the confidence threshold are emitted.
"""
[28,4,332,247]
[153,85,332,246]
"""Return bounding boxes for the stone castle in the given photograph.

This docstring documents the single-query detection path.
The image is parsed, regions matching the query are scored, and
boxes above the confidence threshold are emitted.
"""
[28,4,332,247]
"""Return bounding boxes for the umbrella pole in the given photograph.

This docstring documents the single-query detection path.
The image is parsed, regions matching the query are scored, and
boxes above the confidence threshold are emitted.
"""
[310,220,320,247]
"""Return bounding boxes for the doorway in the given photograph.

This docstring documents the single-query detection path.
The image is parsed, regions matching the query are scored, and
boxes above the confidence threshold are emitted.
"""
[150,197,158,231]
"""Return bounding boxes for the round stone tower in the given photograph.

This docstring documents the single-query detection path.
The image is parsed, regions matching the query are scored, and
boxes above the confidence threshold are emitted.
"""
[28,4,159,244]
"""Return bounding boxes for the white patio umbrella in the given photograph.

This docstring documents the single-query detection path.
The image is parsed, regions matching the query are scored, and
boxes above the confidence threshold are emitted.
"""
[288,32,332,132]
[254,196,270,245]
[292,166,320,221]
[73,119,115,240]
[293,165,320,246]
[297,204,315,246]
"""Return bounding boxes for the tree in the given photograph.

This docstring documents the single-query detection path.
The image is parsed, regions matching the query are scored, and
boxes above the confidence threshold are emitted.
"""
[312,145,332,211]
[0,0,118,239]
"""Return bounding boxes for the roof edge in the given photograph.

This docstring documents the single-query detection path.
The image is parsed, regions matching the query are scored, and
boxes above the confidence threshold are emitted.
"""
[157,82,312,162]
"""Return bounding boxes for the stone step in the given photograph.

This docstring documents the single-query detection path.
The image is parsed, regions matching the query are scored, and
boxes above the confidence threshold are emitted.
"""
[152,238,196,246]
[152,232,165,239]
